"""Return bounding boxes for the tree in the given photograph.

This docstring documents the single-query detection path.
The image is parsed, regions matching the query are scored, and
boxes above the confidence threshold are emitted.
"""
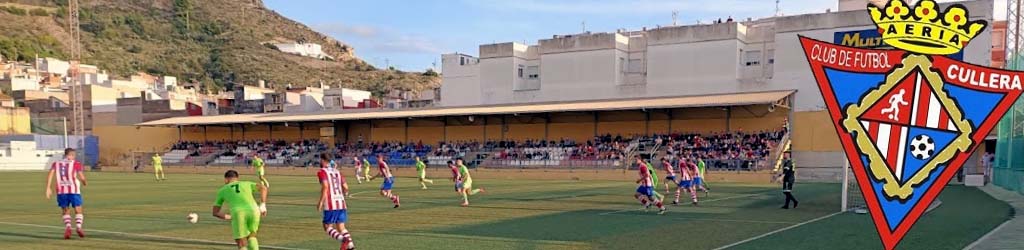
[174,0,193,35]
[422,68,439,77]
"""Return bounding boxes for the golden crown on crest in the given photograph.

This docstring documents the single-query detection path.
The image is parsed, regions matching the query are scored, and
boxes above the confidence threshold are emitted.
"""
[868,0,986,55]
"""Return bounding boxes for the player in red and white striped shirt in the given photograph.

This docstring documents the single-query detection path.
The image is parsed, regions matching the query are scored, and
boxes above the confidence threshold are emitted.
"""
[353,157,365,184]
[317,154,355,250]
[634,155,665,214]
[661,158,677,194]
[45,148,88,239]
[371,154,400,208]
[674,157,699,206]
[448,161,463,193]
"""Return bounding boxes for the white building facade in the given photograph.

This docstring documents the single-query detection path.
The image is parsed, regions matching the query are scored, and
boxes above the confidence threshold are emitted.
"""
[274,42,333,60]
[440,0,994,178]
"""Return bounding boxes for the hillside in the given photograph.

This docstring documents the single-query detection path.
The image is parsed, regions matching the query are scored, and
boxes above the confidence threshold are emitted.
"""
[0,0,439,95]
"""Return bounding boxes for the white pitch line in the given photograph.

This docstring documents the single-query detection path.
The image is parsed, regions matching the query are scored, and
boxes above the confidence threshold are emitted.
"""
[598,191,772,215]
[0,221,309,250]
[961,218,1013,250]
[667,217,793,225]
[711,211,843,250]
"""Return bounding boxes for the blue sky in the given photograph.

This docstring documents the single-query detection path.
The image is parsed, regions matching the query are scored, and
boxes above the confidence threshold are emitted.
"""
[264,0,1005,72]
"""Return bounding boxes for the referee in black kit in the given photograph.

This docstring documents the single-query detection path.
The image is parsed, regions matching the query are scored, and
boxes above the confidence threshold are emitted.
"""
[779,150,798,209]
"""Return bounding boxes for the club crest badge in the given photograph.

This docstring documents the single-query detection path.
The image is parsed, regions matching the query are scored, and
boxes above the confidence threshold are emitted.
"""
[801,0,1023,249]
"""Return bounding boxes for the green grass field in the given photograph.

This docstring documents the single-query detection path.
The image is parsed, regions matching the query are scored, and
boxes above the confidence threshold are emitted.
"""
[0,171,1011,250]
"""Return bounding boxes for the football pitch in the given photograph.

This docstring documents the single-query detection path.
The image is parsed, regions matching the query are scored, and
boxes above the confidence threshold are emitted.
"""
[0,171,1010,250]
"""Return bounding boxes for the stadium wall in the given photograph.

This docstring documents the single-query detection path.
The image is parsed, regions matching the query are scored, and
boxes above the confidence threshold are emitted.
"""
[93,125,178,166]
[171,105,789,144]
[0,107,31,135]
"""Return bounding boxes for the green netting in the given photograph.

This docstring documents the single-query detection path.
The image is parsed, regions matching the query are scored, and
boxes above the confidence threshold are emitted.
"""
[994,55,1024,195]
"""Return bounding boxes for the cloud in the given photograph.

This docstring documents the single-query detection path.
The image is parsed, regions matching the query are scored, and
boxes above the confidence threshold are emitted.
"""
[311,23,379,38]
[313,22,445,55]
[371,35,445,54]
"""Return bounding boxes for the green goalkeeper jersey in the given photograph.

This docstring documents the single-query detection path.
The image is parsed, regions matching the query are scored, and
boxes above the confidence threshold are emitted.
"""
[214,181,259,213]
[646,162,658,186]
[458,164,472,181]
[416,160,427,173]
[697,160,706,178]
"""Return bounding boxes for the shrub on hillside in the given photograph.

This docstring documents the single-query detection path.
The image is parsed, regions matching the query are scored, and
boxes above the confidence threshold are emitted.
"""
[2,6,27,16]
[29,8,47,16]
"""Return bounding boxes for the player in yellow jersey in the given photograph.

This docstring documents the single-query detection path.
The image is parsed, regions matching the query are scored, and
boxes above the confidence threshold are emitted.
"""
[212,170,269,250]
[361,157,372,182]
[251,155,269,188]
[415,156,433,189]
[456,158,485,206]
[152,154,165,181]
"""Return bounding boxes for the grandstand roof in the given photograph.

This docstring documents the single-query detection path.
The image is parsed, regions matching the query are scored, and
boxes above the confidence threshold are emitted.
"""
[137,90,795,126]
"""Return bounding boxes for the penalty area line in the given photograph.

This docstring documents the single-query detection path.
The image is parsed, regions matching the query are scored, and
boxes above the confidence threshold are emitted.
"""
[0,221,309,250]
[710,211,843,250]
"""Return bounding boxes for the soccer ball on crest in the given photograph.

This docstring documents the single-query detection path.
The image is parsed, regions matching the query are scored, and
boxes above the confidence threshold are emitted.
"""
[910,134,935,160]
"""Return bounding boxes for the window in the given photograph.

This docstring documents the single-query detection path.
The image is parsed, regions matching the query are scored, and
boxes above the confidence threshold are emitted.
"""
[628,59,643,73]
[619,57,626,74]
[527,66,539,79]
[767,49,775,64]
[518,65,524,78]
[744,50,761,66]
[459,57,466,66]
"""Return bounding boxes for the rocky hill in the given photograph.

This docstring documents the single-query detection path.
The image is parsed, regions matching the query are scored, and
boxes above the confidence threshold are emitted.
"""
[0,0,439,95]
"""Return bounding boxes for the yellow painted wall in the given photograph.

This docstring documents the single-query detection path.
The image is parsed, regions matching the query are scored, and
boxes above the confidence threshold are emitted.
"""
[731,116,787,132]
[408,126,444,143]
[0,107,31,135]
[670,119,727,133]
[791,110,841,151]
[181,126,203,141]
[273,125,302,141]
[370,120,406,142]
[346,122,371,143]
[648,119,670,135]
[597,121,645,137]
[446,125,484,141]
[93,125,179,166]
[206,126,232,141]
[372,127,405,142]
[485,124,502,141]
[302,123,325,140]
[548,122,595,142]
[243,124,271,140]
[506,123,545,140]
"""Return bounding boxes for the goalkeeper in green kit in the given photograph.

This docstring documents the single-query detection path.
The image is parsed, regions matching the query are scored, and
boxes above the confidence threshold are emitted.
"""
[212,170,269,250]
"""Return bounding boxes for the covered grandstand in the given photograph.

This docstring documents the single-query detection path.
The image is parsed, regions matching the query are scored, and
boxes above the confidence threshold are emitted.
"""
[128,90,794,170]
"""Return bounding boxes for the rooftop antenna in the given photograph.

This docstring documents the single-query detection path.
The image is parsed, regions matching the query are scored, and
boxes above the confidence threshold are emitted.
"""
[672,10,679,26]
[775,0,783,17]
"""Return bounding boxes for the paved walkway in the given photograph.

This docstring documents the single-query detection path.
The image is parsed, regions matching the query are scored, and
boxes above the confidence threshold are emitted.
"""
[964,185,1024,250]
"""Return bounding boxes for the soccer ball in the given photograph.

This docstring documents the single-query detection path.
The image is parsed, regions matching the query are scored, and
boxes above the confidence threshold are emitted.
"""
[910,135,935,160]
[187,212,199,224]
